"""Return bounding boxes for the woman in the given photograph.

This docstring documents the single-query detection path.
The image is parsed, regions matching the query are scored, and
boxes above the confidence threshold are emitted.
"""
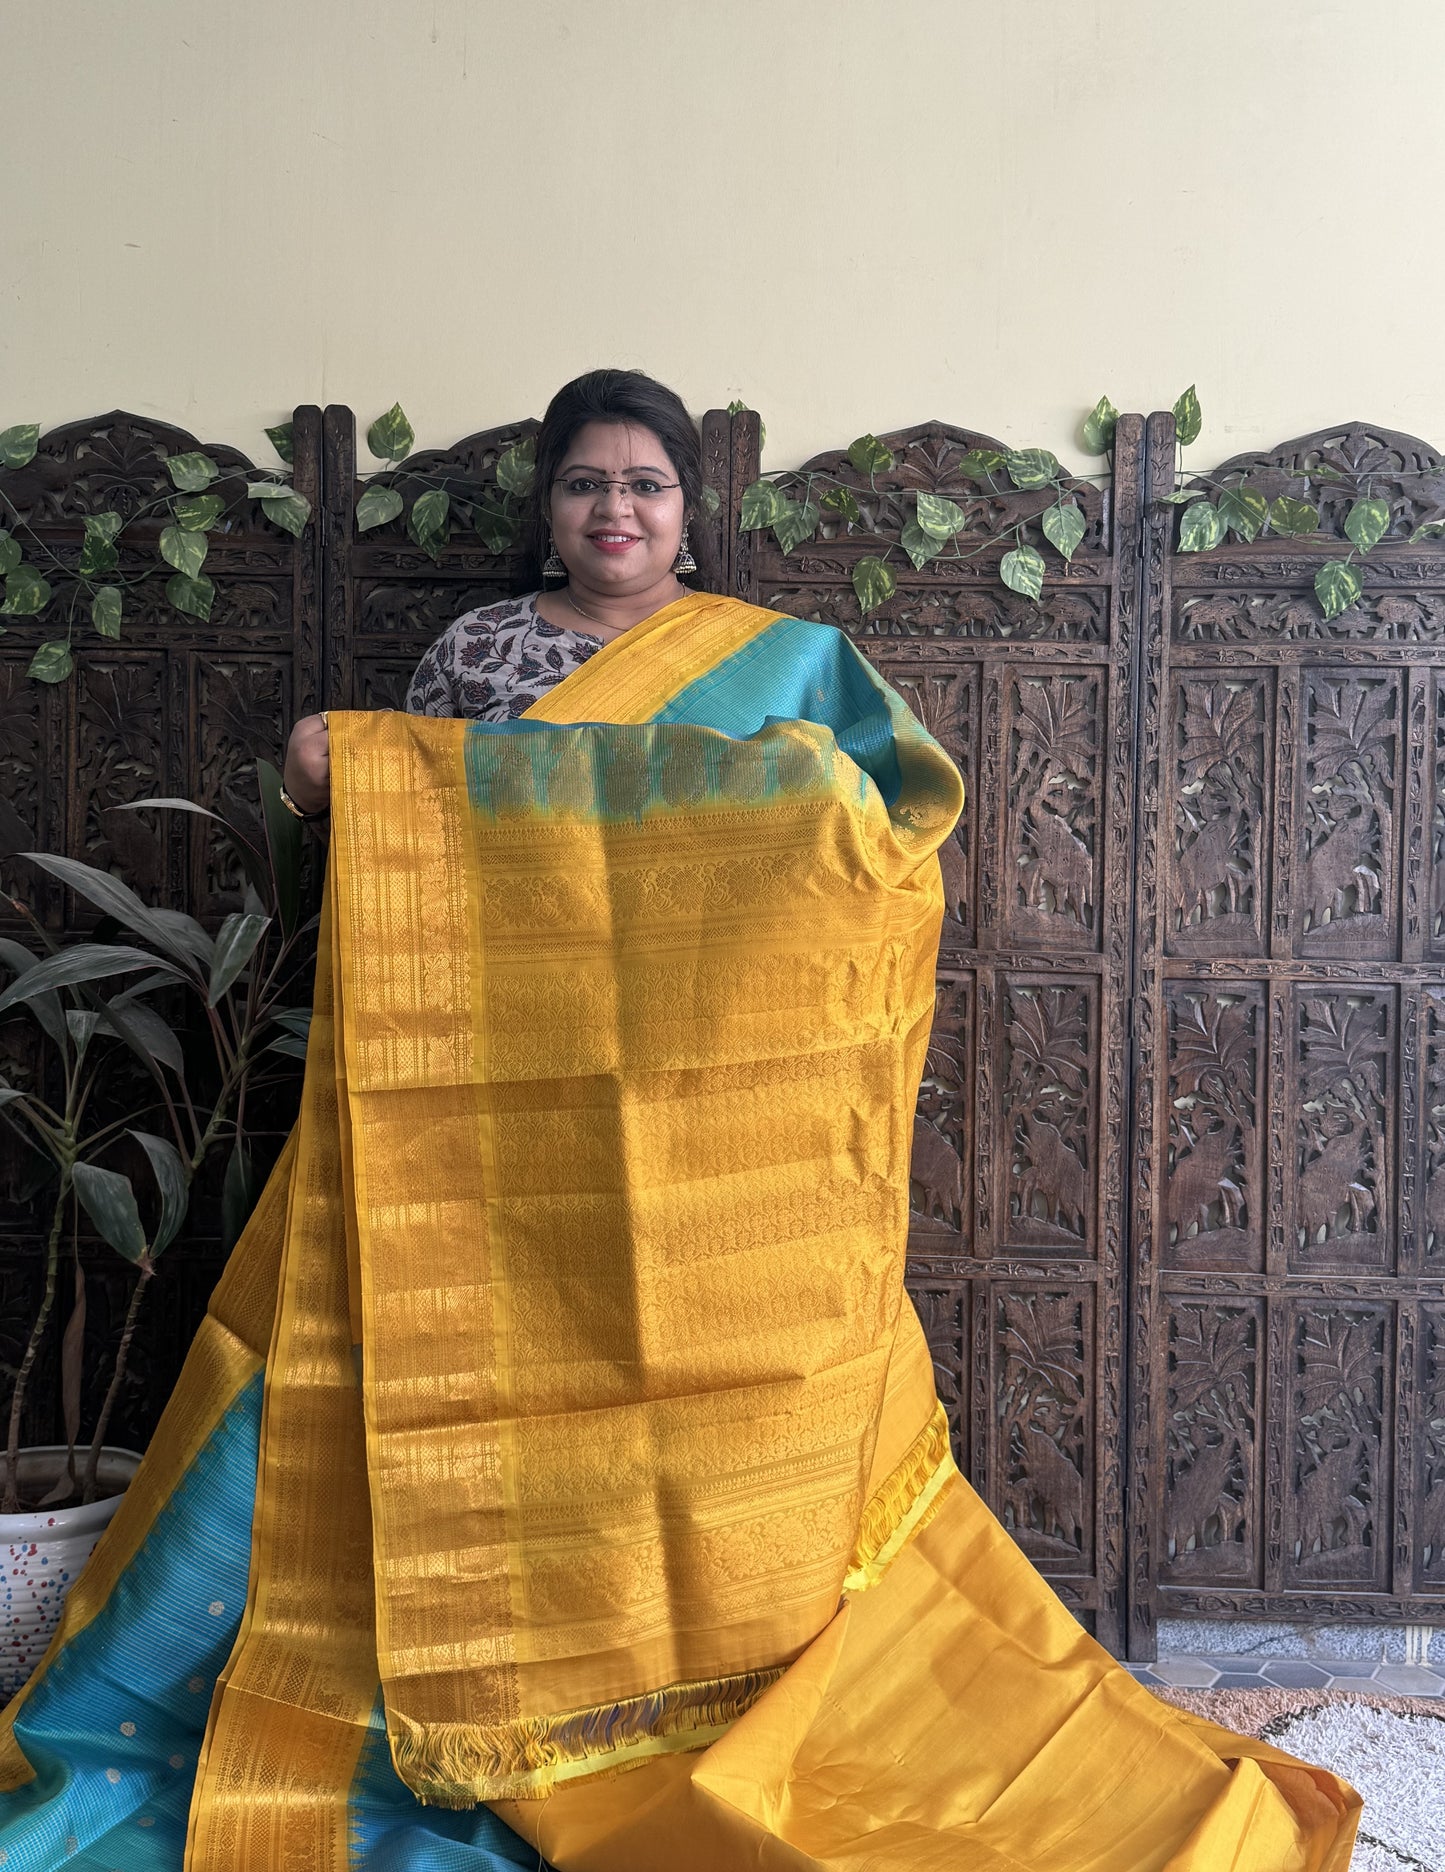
[0,372,1357,1871]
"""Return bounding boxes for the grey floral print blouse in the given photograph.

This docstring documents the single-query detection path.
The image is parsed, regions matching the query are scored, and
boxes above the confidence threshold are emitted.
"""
[404,593,602,721]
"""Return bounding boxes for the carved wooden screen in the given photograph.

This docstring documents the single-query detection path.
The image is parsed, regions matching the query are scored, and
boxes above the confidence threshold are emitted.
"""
[0,409,324,1452]
[1129,417,1445,1654]
[727,412,1146,1653]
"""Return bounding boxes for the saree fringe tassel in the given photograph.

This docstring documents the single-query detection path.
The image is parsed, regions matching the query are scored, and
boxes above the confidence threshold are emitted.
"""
[0,595,1360,1869]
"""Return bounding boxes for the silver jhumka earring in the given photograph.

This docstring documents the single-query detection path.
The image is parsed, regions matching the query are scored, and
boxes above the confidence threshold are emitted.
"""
[672,524,698,576]
[541,530,566,579]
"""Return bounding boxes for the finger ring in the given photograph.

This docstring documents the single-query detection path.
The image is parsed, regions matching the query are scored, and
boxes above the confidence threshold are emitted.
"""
[320,711,329,729]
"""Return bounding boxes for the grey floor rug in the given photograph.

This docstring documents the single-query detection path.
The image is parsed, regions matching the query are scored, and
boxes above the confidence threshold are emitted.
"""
[1154,1687,1444,1871]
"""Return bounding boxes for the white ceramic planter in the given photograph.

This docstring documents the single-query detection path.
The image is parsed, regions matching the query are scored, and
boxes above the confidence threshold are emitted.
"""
[0,1445,141,1701]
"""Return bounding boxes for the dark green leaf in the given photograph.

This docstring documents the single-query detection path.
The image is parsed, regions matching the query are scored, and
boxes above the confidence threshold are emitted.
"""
[355,484,404,532]
[1410,521,1445,542]
[1041,500,1086,563]
[1268,496,1320,538]
[149,908,214,969]
[999,543,1046,600]
[267,1033,310,1060]
[472,502,519,553]
[1309,463,1345,482]
[1172,385,1202,447]
[1081,396,1119,455]
[495,438,535,497]
[726,399,749,415]
[221,1140,258,1252]
[366,403,414,462]
[91,586,122,640]
[852,556,896,614]
[26,641,71,682]
[73,1162,148,1263]
[98,998,184,1076]
[257,759,302,939]
[956,449,1005,481]
[130,1131,188,1255]
[1314,559,1363,621]
[65,1008,101,1058]
[0,529,20,575]
[19,851,206,975]
[270,1007,313,1038]
[0,424,40,468]
[3,568,53,615]
[699,484,721,520]
[265,422,294,464]
[208,911,270,1006]
[740,480,786,530]
[900,520,946,571]
[160,523,208,579]
[407,488,450,561]
[0,937,66,1046]
[820,486,862,525]
[110,795,271,905]
[166,572,215,620]
[164,451,219,493]
[771,499,819,554]
[0,945,185,1018]
[1178,500,1225,553]
[79,511,122,576]
[846,435,894,478]
[1343,496,1390,555]
[260,491,310,537]
[1004,448,1061,490]
[173,493,225,531]
[1217,484,1268,542]
[1160,490,1201,505]
[915,493,968,540]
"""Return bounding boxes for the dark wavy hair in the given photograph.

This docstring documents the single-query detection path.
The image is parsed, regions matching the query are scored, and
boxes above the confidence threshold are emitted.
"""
[515,368,721,594]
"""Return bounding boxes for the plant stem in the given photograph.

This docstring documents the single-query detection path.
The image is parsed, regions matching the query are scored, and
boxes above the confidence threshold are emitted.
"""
[3,1167,70,1513]
[81,1261,151,1505]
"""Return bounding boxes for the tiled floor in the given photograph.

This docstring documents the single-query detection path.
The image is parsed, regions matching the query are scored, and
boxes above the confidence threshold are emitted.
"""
[1129,1656,1445,1696]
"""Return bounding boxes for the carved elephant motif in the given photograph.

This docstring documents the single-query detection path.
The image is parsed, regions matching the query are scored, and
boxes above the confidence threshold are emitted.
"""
[910,1115,963,1229]
[1167,1124,1244,1240]
[1015,1112,1088,1237]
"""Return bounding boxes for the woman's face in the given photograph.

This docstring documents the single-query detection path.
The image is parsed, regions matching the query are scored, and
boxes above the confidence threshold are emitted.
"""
[547,421,686,594]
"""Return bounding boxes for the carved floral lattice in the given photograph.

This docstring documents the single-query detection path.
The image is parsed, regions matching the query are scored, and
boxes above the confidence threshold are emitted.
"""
[1170,679,1267,953]
[1299,674,1398,946]
[889,668,974,936]
[997,1289,1088,1560]
[1164,1304,1257,1577]
[909,980,970,1235]
[1425,995,1445,1263]
[1289,1306,1384,1582]
[910,1284,968,1460]
[1294,992,1392,1261]
[1006,675,1100,939]
[1164,990,1260,1261]
[1196,424,1445,543]
[1003,982,1093,1247]
[1423,1308,1445,1581]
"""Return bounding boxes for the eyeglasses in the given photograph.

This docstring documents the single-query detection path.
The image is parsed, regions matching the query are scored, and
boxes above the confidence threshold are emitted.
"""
[551,476,681,501]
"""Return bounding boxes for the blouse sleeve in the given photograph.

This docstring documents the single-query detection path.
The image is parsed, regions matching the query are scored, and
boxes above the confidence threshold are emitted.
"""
[405,625,460,716]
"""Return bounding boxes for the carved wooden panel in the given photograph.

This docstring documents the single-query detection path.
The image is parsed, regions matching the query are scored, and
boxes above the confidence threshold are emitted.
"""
[1132,419,1445,1654]
[735,411,1142,1651]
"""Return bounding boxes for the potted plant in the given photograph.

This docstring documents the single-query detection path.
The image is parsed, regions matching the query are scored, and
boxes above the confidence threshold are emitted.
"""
[0,762,312,1695]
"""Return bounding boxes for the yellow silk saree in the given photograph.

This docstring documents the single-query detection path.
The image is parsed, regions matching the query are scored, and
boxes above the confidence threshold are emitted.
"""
[0,593,1358,1870]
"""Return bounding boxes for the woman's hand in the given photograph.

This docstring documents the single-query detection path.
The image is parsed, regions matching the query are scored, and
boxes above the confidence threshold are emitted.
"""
[283,714,330,816]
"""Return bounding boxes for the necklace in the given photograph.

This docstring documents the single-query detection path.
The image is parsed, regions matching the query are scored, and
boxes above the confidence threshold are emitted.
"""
[563,585,605,627]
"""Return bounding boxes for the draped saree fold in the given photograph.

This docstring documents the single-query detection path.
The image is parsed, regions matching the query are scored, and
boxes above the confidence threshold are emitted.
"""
[0,593,1359,1870]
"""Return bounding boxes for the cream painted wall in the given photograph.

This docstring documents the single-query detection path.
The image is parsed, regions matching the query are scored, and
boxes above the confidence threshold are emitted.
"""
[3,0,1444,474]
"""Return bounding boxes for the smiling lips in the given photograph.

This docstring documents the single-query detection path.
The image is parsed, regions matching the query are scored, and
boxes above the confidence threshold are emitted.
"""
[588,532,640,554]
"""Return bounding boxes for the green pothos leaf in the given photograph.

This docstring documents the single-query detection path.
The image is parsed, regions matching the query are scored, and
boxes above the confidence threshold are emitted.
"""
[1004,449,1061,490]
[771,499,819,555]
[1343,496,1390,555]
[1178,500,1225,553]
[900,520,946,571]
[1081,396,1118,455]
[1172,385,1202,447]
[739,479,786,531]
[956,449,1005,481]
[1268,496,1320,538]
[472,502,518,553]
[0,424,40,468]
[164,452,220,493]
[1314,559,1363,621]
[1217,484,1268,541]
[1410,520,1445,542]
[173,493,225,531]
[999,543,1045,600]
[846,434,893,478]
[820,486,862,524]
[26,640,73,683]
[265,422,294,464]
[79,511,122,575]
[495,438,535,497]
[91,585,123,638]
[1041,499,1085,562]
[260,490,311,537]
[915,493,968,540]
[2,568,52,615]
[355,484,404,532]
[0,530,20,575]
[166,572,216,620]
[366,403,414,463]
[160,524,208,579]
[851,556,896,614]
[407,488,450,560]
